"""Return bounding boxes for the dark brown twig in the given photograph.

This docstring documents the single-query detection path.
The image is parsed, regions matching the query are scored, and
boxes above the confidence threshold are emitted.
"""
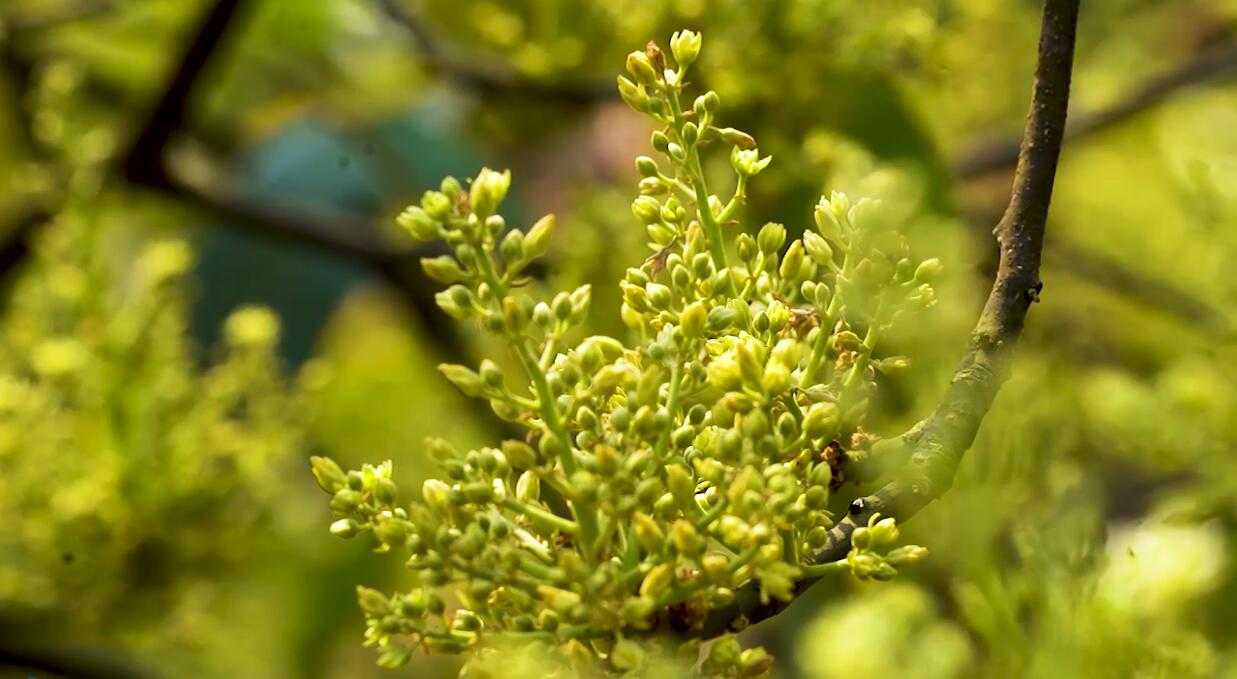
[121,0,245,188]
[0,644,162,679]
[683,0,1081,637]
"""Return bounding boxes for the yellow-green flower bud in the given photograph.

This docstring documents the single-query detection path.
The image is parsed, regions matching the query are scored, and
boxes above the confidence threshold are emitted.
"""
[516,471,540,502]
[719,515,751,548]
[634,512,666,554]
[670,29,701,67]
[311,456,347,493]
[869,516,900,546]
[538,585,583,613]
[646,282,672,310]
[707,354,743,392]
[503,296,527,334]
[330,488,362,513]
[617,75,650,112]
[737,343,763,388]
[682,122,699,145]
[702,553,729,582]
[522,214,554,260]
[421,479,451,513]
[434,290,469,319]
[803,230,833,267]
[374,477,399,505]
[757,222,786,255]
[476,360,502,388]
[716,127,756,150]
[397,206,438,240]
[422,189,452,219]
[439,364,486,397]
[851,526,872,551]
[651,130,670,153]
[802,402,841,439]
[648,222,676,246]
[469,167,511,219]
[672,519,704,555]
[884,545,929,566]
[632,196,662,224]
[779,240,805,281]
[421,256,467,284]
[762,363,792,394]
[766,301,790,333]
[738,648,773,674]
[357,587,391,617]
[639,562,674,598]
[499,228,525,264]
[612,638,647,672]
[706,306,737,331]
[914,258,944,282]
[681,301,707,339]
[330,518,361,538]
[813,196,843,240]
[731,147,772,176]
[373,515,407,545]
[626,51,659,87]
[501,440,539,470]
[709,636,741,667]
[621,597,656,628]
[667,464,695,505]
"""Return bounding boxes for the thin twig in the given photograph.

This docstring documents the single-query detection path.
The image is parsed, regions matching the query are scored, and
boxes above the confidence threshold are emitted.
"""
[375,0,614,104]
[1047,237,1232,337]
[955,38,1237,179]
[1,0,114,32]
[681,0,1081,637]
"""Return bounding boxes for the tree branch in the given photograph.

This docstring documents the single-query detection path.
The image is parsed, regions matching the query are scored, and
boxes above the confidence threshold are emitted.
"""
[681,0,1081,638]
[1,0,114,32]
[121,0,245,187]
[375,0,614,105]
[955,36,1237,179]
[1047,236,1232,337]
[0,643,162,679]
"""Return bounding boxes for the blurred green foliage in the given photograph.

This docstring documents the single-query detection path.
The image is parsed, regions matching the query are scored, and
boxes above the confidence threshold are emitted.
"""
[0,198,307,636]
[1,0,1237,678]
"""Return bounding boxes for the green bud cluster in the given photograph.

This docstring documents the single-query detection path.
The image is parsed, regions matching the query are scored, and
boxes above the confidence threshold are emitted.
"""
[318,30,932,677]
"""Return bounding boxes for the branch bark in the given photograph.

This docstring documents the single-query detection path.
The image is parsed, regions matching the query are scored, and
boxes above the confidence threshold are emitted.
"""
[681,0,1081,637]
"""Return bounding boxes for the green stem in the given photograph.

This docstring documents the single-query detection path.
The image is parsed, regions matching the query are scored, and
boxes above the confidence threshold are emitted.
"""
[518,556,565,581]
[503,497,579,534]
[666,87,727,270]
[782,529,800,566]
[622,523,641,570]
[469,234,599,555]
[655,360,684,458]
[799,256,849,388]
[801,559,847,578]
[841,322,879,398]
[716,175,748,223]
[694,496,727,530]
